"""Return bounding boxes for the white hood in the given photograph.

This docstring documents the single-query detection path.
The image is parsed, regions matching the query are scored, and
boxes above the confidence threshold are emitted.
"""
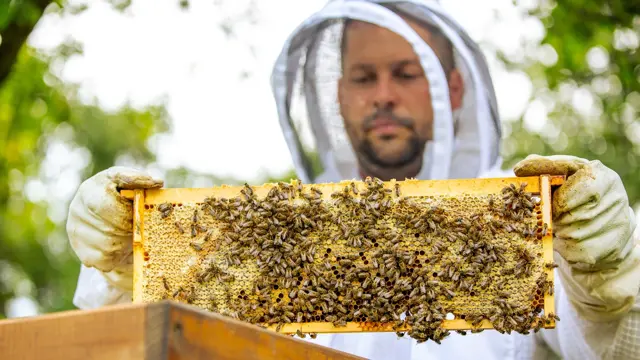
[270,0,502,183]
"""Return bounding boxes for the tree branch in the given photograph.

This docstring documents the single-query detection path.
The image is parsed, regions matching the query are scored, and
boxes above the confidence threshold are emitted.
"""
[0,0,52,88]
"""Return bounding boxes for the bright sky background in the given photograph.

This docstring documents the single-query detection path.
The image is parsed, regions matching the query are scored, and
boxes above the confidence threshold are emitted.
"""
[27,0,541,183]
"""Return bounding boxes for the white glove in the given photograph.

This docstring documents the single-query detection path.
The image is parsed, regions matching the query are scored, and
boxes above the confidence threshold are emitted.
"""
[514,154,640,322]
[66,166,163,308]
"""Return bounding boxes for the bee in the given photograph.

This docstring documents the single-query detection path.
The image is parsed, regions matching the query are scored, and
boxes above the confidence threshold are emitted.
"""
[158,202,173,218]
[240,183,254,199]
[443,288,456,299]
[339,259,352,267]
[394,183,401,197]
[546,281,555,296]
[175,221,185,234]
[184,285,196,303]
[193,223,207,233]
[522,196,533,209]
[319,277,330,288]
[533,319,544,332]
[209,295,218,312]
[545,262,559,269]
[333,319,347,327]
[519,182,527,192]
[162,276,170,291]
[361,277,372,289]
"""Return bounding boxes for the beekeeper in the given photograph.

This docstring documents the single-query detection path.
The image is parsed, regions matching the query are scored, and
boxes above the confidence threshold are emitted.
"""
[66,1,640,359]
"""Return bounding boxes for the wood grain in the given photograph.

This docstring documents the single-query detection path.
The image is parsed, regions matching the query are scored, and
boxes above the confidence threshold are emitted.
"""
[0,302,360,359]
[0,303,148,360]
[166,302,364,360]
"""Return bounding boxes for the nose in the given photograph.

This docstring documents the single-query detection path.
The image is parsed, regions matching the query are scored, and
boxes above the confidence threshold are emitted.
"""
[372,75,398,110]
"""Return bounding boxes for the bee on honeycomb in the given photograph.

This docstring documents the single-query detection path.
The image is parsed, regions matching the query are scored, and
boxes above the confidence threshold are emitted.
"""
[141,178,554,344]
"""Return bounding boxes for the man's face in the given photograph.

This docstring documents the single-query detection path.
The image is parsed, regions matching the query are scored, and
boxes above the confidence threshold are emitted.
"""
[338,19,458,172]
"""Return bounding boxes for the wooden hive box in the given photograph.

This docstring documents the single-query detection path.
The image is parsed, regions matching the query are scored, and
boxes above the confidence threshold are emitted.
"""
[121,175,565,343]
[0,301,363,360]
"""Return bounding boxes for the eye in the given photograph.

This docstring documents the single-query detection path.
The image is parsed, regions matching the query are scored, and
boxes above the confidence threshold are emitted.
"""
[394,70,421,81]
[350,73,376,84]
[393,64,424,81]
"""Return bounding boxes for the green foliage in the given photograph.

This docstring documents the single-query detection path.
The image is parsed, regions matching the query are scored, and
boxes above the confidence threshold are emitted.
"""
[503,0,640,205]
[0,0,23,31]
[0,44,169,316]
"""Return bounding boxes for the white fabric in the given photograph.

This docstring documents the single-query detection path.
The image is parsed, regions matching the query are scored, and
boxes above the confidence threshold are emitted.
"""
[270,0,501,183]
[73,264,132,309]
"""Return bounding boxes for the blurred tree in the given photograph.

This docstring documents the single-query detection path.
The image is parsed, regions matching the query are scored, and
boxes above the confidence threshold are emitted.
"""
[0,0,71,88]
[0,43,170,317]
[501,0,640,205]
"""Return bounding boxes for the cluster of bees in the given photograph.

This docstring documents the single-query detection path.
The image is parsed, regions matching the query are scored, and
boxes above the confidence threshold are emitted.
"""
[148,177,556,344]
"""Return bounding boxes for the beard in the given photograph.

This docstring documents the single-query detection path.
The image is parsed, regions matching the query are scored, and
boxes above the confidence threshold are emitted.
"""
[357,107,425,168]
[358,135,424,168]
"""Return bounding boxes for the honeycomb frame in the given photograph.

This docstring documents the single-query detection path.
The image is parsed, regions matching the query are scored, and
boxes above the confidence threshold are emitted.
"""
[122,175,564,341]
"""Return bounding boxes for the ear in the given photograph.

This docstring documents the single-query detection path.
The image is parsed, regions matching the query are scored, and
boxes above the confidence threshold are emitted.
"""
[448,69,464,111]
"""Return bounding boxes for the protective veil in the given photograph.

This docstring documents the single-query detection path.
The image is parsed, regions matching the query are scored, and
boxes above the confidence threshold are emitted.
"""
[270,0,503,184]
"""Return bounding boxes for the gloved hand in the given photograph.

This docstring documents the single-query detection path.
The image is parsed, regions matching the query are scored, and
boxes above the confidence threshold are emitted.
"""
[514,154,640,322]
[66,166,163,308]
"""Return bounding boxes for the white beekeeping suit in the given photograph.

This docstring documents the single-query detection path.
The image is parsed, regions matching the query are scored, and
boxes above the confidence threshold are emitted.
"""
[66,1,640,359]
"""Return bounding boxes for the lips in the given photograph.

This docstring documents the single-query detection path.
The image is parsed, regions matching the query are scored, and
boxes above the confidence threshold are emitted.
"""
[369,118,402,135]
[362,110,414,134]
